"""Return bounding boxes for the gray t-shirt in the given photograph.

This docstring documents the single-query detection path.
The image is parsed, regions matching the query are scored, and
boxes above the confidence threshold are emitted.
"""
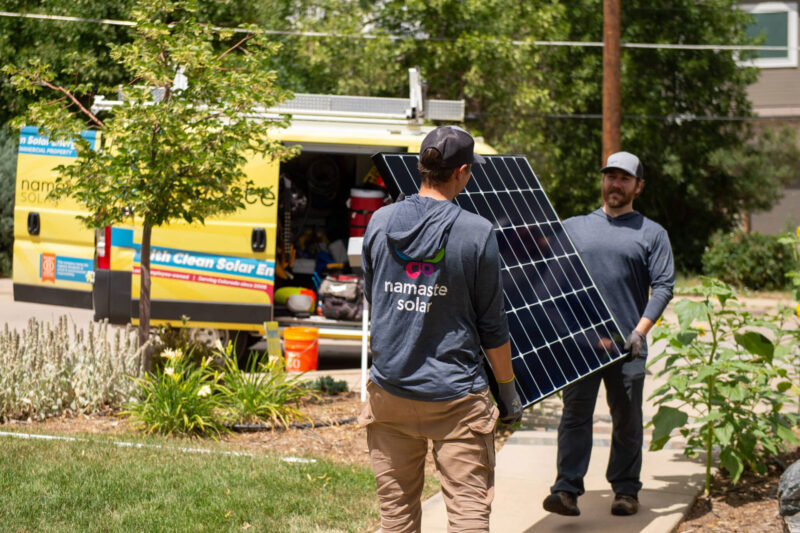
[564,208,675,357]
[362,194,509,401]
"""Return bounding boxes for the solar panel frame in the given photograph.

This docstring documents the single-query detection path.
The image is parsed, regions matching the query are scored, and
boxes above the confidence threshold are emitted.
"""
[372,153,629,407]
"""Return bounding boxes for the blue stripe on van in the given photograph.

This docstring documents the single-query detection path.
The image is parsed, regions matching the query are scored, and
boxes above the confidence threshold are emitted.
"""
[111,227,274,281]
[18,126,97,158]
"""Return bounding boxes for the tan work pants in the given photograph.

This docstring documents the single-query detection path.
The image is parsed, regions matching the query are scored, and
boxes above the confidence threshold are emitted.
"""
[359,380,499,533]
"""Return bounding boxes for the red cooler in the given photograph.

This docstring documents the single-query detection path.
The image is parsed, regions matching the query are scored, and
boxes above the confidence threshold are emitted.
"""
[349,189,386,237]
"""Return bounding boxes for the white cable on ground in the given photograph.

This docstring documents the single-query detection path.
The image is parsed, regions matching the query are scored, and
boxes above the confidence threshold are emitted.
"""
[0,429,315,462]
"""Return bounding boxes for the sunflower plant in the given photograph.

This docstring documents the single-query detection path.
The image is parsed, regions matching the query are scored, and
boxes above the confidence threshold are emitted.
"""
[778,225,800,304]
[647,278,799,496]
[777,226,800,403]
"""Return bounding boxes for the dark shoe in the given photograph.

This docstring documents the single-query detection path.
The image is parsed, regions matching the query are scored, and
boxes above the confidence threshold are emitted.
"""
[611,493,639,516]
[542,491,580,516]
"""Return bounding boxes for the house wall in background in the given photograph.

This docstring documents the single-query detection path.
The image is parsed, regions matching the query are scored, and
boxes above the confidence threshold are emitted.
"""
[744,2,800,234]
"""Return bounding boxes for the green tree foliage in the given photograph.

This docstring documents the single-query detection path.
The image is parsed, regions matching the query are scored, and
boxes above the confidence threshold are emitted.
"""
[1,1,795,275]
[0,125,16,276]
[530,0,764,271]
[261,0,793,271]
[4,0,293,371]
[268,0,564,148]
[0,0,135,126]
[708,125,800,215]
[0,1,291,125]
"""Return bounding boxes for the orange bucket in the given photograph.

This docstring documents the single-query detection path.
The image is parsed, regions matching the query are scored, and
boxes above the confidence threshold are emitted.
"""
[284,327,319,372]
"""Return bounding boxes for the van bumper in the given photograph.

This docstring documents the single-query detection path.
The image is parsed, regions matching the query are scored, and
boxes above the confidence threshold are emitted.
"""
[93,269,132,324]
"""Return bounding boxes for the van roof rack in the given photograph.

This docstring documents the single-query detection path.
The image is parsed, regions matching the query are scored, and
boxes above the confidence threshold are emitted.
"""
[91,69,464,125]
[265,93,464,122]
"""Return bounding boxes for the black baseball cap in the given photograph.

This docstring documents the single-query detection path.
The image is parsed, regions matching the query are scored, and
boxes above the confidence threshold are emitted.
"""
[420,126,486,167]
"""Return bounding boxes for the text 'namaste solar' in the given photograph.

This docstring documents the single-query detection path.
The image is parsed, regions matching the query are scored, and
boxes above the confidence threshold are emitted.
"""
[372,154,628,407]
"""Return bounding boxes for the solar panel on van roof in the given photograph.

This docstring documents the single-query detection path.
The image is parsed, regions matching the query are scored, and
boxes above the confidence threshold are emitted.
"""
[371,153,628,407]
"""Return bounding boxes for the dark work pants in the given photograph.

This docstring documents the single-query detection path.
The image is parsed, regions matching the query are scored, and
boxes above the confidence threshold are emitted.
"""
[551,357,645,497]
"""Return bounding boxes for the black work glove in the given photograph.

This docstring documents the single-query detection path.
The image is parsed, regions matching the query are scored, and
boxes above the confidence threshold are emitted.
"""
[496,379,523,425]
[623,330,646,362]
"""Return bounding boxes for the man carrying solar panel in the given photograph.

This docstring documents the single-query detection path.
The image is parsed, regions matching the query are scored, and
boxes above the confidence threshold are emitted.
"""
[543,151,675,517]
[359,125,523,532]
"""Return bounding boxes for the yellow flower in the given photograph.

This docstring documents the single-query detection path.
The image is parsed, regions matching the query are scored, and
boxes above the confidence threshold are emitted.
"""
[697,325,706,337]
[197,384,211,397]
[162,348,182,362]
[796,225,800,238]
[164,366,180,381]
[796,303,800,318]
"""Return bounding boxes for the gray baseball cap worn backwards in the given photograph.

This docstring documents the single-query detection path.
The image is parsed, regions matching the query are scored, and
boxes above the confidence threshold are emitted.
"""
[420,126,486,167]
[601,151,643,180]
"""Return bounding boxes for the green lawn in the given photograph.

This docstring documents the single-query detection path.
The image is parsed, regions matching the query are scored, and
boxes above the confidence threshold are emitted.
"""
[0,433,379,532]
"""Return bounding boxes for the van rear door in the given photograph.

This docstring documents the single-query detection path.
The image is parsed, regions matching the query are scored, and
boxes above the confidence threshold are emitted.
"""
[12,127,98,308]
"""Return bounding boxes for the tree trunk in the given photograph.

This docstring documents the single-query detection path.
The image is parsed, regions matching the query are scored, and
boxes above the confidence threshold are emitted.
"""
[139,223,153,374]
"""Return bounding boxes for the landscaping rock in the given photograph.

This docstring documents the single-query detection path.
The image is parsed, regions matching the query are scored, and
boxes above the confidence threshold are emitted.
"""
[780,460,800,533]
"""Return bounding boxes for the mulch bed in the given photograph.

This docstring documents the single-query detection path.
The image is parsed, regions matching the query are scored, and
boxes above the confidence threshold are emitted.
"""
[0,392,514,474]
[677,443,800,532]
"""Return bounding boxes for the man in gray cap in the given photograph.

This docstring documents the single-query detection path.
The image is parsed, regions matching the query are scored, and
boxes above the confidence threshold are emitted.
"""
[360,125,522,532]
[542,151,675,517]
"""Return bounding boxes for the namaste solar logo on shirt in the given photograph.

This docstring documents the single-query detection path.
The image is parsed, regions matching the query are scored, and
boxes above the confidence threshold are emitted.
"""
[393,246,445,279]
[386,246,448,313]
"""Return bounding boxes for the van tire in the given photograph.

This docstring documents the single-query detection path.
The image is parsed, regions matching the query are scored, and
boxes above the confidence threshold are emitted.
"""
[226,330,255,368]
[193,328,257,367]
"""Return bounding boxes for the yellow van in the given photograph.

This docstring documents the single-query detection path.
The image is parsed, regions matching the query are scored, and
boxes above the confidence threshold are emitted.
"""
[13,87,494,351]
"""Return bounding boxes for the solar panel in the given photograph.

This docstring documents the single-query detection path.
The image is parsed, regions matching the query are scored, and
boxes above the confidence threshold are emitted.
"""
[372,154,628,407]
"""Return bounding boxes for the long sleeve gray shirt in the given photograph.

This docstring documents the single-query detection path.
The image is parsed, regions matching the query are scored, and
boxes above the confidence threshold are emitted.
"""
[362,194,509,401]
[564,208,675,357]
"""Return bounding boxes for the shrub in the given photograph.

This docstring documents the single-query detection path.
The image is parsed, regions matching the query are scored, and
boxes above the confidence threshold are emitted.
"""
[124,342,313,437]
[122,348,228,438]
[217,345,312,428]
[702,231,797,291]
[304,375,350,395]
[0,317,141,421]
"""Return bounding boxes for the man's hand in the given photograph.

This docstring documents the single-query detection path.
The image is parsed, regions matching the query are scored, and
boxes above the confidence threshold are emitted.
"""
[496,379,523,425]
[623,330,646,362]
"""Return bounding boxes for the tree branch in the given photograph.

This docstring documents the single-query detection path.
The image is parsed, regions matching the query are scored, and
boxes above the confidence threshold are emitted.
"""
[45,96,68,107]
[217,33,254,61]
[27,74,105,128]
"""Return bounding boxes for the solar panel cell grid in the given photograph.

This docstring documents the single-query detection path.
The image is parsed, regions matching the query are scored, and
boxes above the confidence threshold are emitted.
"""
[372,153,627,407]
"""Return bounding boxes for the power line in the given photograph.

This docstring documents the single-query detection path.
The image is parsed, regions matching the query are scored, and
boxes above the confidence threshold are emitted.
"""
[465,112,800,122]
[0,10,792,52]
[0,11,135,27]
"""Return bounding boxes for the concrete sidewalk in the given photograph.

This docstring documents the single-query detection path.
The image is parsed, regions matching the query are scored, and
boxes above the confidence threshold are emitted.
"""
[320,365,707,533]
[419,368,707,532]
[415,295,800,532]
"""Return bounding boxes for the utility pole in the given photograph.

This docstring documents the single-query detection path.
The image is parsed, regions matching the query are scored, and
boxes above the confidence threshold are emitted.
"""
[603,0,621,162]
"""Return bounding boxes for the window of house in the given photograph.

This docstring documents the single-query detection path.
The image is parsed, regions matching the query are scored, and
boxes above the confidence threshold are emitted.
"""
[741,2,798,68]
